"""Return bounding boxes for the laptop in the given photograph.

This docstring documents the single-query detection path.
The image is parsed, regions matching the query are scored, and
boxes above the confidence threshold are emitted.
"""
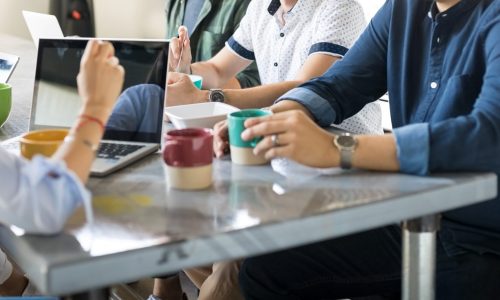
[0,52,20,83]
[22,11,65,49]
[4,38,168,177]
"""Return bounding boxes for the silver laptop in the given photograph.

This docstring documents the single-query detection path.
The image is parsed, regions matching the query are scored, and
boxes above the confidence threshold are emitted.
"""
[22,10,65,49]
[27,38,168,176]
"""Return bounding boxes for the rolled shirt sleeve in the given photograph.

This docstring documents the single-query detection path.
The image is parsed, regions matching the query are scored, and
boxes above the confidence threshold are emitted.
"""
[225,0,256,61]
[393,123,430,175]
[0,150,92,235]
[279,87,337,127]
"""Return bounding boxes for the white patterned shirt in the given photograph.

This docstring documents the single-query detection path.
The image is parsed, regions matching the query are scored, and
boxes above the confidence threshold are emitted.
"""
[226,0,383,135]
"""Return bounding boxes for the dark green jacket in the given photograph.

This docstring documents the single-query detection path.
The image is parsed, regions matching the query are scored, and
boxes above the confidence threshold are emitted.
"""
[165,0,261,88]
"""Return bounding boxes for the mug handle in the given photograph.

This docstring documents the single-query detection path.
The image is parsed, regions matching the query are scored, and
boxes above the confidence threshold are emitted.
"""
[163,140,182,166]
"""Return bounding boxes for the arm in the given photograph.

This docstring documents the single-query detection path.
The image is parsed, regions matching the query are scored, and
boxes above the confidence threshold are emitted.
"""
[168,51,339,108]
[276,1,391,126]
[245,4,500,176]
[0,41,124,234]
[241,110,399,170]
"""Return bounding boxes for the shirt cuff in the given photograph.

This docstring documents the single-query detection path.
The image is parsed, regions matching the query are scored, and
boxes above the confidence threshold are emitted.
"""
[226,37,255,61]
[309,42,348,57]
[276,87,336,127]
[31,156,93,230]
[393,123,430,175]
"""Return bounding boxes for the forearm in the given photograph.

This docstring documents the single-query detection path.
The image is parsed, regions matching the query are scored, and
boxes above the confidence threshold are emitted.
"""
[224,81,302,109]
[191,61,232,88]
[52,105,109,183]
[352,134,399,171]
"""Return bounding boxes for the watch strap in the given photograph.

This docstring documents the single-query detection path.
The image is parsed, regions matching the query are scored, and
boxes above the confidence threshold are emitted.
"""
[339,149,352,169]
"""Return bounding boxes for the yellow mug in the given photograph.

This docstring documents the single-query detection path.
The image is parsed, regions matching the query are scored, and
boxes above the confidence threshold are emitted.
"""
[19,129,69,159]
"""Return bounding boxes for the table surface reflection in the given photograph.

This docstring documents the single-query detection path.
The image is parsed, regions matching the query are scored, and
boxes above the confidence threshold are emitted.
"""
[0,152,496,295]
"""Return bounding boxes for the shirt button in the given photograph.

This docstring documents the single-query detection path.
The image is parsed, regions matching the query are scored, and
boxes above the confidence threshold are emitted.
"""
[430,82,438,89]
[437,37,440,43]
[274,62,278,67]
[280,32,285,37]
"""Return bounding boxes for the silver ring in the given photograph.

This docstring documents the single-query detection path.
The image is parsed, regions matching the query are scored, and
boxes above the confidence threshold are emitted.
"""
[271,134,280,147]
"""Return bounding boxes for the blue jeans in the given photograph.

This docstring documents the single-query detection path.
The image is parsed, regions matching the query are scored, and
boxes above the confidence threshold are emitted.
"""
[239,225,500,300]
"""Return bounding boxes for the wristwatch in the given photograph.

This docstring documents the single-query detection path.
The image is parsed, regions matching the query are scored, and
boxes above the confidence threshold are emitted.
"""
[333,133,358,169]
[208,89,225,103]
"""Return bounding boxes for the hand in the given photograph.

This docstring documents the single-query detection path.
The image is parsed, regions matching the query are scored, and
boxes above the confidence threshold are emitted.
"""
[166,72,207,106]
[168,26,192,73]
[213,120,229,158]
[269,100,312,117]
[77,40,125,122]
[241,110,340,168]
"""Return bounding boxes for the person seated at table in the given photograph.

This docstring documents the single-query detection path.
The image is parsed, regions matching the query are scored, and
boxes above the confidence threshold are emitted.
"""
[106,0,260,139]
[166,0,382,300]
[0,40,124,295]
[146,2,259,300]
[167,0,381,135]
[234,0,500,299]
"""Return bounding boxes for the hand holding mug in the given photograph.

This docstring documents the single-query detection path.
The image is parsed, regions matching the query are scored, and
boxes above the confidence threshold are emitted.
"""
[241,110,338,168]
[166,72,206,107]
[213,120,230,158]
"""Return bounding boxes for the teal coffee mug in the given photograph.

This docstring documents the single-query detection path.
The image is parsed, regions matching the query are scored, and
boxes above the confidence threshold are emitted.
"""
[188,74,203,89]
[228,109,271,165]
[0,83,12,128]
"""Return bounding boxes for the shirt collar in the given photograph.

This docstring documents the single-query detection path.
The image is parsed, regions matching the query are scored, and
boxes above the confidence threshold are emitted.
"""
[267,0,317,17]
[427,0,480,21]
[268,0,281,15]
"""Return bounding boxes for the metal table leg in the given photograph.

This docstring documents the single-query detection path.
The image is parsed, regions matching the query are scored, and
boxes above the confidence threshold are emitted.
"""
[402,214,441,300]
[62,287,110,300]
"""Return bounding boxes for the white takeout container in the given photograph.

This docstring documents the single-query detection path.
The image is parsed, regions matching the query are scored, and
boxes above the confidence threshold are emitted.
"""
[164,102,240,129]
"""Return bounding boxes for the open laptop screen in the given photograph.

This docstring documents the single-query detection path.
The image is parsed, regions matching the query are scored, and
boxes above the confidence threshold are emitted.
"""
[31,38,168,143]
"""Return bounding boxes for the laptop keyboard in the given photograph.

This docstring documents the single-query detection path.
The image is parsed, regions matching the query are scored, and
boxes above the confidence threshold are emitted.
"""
[97,142,145,160]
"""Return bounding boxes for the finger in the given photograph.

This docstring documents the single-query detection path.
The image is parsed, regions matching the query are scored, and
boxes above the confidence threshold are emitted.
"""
[170,37,181,59]
[107,56,119,66]
[243,110,294,128]
[178,26,188,40]
[263,144,292,161]
[241,120,289,141]
[97,41,115,60]
[253,132,291,155]
[166,72,184,84]
[80,40,97,66]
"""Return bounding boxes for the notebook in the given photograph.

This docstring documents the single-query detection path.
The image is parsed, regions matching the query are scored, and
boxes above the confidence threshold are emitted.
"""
[4,38,168,177]
[22,11,65,49]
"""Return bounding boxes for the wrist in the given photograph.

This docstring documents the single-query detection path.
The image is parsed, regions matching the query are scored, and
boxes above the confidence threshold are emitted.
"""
[80,104,111,124]
[199,90,210,103]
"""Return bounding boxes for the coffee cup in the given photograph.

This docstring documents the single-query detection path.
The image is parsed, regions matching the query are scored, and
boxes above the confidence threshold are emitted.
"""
[188,74,203,89]
[19,129,69,159]
[228,109,271,165]
[163,128,213,190]
[0,83,12,128]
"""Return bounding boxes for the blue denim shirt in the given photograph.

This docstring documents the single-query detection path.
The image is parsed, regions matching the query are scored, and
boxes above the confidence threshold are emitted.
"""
[279,0,500,255]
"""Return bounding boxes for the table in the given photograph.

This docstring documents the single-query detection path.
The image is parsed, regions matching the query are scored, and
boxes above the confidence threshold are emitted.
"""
[0,34,498,300]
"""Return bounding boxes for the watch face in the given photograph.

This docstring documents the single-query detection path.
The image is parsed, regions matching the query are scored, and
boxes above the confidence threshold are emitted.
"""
[337,135,356,148]
[210,90,224,103]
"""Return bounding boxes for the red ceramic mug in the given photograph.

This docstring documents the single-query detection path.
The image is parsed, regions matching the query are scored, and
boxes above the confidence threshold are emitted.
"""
[163,128,213,189]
